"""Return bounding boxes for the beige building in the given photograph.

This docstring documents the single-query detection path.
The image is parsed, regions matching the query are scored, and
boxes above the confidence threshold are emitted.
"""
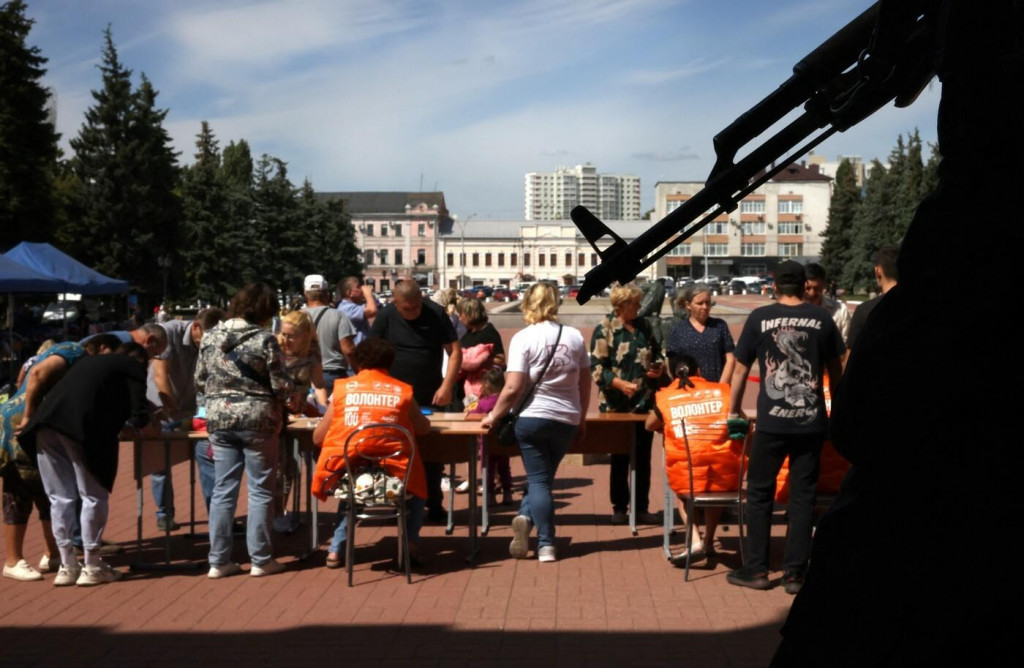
[653,162,832,280]
[437,220,659,288]
[525,164,641,221]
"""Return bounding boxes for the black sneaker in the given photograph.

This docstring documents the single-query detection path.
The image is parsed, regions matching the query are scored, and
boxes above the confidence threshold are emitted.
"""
[726,567,771,590]
[782,571,804,595]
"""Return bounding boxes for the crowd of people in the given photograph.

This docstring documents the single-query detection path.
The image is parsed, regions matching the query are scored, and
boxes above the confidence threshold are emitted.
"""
[0,252,896,586]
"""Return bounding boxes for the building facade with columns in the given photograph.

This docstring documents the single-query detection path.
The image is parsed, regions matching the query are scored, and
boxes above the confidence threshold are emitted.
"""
[317,191,452,291]
[652,162,832,280]
[437,220,659,289]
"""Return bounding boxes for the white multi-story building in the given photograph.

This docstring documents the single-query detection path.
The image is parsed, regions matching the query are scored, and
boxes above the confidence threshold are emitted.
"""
[438,220,659,289]
[653,161,832,280]
[525,164,641,221]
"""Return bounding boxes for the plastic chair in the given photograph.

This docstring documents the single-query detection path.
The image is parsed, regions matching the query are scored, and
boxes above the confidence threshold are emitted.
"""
[673,424,751,581]
[321,423,416,586]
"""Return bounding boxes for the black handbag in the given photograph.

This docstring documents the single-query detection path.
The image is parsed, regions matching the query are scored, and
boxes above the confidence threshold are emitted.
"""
[495,325,563,446]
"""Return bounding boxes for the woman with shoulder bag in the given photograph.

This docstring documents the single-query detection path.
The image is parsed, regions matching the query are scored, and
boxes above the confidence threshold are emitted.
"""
[480,283,590,563]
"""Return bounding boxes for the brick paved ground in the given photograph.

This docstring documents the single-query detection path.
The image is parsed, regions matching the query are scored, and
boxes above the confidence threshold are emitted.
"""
[1,295,808,667]
[1,439,799,667]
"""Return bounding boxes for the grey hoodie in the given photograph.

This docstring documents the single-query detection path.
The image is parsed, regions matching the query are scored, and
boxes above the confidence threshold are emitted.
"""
[195,318,293,434]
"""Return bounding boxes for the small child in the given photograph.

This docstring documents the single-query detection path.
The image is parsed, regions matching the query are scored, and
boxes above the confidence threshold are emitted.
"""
[467,367,513,505]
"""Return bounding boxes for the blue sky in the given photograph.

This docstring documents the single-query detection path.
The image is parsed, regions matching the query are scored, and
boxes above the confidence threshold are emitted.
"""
[26,0,940,220]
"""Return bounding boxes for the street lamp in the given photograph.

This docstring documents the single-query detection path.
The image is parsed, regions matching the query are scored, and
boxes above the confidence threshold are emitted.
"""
[454,213,476,290]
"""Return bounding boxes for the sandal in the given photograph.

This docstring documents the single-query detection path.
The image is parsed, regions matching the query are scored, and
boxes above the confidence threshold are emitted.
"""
[669,547,707,567]
[325,553,343,569]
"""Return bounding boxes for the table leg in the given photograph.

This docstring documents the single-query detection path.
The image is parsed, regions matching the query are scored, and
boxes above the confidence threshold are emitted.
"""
[466,439,479,565]
[630,435,637,536]
[300,440,318,560]
[662,439,673,559]
[445,461,455,536]
[481,445,490,536]
[189,444,196,538]
[134,441,143,562]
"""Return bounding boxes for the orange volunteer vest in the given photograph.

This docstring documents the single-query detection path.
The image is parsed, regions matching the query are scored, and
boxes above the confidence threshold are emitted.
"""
[655,376,742,495]
[312,369,427,501]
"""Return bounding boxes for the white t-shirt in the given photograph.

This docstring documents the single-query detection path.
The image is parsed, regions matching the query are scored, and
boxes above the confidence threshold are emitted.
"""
[506,320,590,425]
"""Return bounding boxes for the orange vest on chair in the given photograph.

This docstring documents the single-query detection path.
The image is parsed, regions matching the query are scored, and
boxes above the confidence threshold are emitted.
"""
[312,369,426,501]
[774,370,850,502]
[655,377,742,495]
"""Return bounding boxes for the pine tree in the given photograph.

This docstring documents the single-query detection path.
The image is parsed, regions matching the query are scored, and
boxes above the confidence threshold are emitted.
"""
[251,154,299,290]
[843,159,895,291]
[818,159,861,288]
[61,27,180,308]
[297,179,362,286]
[0,0,60,248]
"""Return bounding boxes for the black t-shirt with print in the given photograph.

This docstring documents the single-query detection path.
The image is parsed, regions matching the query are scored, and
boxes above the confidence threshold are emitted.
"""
[734,302,844,435]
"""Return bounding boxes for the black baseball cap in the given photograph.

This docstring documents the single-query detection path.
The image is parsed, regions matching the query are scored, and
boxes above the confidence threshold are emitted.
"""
[775,261,807,286]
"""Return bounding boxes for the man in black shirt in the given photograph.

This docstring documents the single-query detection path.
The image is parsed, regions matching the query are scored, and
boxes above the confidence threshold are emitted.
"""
[726,261,844,593]
[369,279,461,521]
[846,245,899,353]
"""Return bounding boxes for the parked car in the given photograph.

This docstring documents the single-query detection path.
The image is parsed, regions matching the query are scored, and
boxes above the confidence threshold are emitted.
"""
[491,288,514,302]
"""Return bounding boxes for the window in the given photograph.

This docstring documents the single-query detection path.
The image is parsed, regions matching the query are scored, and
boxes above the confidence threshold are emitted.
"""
[778,243,803,256]
[578,253,585,266]
[364,250,375,265]
[550,253,557,266]
[365,223,374,236]
[666,199,686,214]
[472,252,480,267]
[591,253,598,266]
[539,254,546,267]
[741,243,765,256]
[381,224,388,237]
[446,252,454,267]
[498,253,505,267]
[485,253,492,267]
[741,222,765,235]
[706,221,728,234]
[417,249,426,264]
[378,249,388,264]
[511,253,518,267]
[394,249,403,265]
[460,252,466,266]
[705,243,729,256]
[669,243,691,256]
[417,223,426,237]
[565,252,572,267]
[777,199,803,214]
[778,222,802,235]
[524,253,530,267]
[740,200,765,214]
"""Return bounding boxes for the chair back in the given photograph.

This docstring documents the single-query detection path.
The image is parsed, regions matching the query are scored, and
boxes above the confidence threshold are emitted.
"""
[679,418,751,505]
[322,423,416,506]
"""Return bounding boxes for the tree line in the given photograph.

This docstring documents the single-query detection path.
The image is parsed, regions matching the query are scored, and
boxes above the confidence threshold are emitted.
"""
[819,131,940,293]
[1,1,361,312]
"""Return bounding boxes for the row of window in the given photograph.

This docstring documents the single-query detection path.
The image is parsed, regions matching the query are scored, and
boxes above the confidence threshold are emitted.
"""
[669,220,804,235]
[363,248,427,265]
[667,243,804,257]
[445,251,602,268]
[361,222,428,237]
[668,199,804,215]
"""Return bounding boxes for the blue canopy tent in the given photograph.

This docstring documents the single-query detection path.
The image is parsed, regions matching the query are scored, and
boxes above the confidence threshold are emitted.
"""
[0,254,67,383]
[3,242,130,294]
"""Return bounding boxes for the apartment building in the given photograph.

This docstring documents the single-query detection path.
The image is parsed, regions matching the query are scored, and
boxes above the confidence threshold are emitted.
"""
[652,162,832,280]
[525,164,641,221]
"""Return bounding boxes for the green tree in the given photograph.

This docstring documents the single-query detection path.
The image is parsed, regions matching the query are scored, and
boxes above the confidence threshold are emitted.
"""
[0,0,60,248]
[297,179,361,285]
[60,27,180,308]
[251,154,300,289]
[843,159,895,290]
[819,158,861,287]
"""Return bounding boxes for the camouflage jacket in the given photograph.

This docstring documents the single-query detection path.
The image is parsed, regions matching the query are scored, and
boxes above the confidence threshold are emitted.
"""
[195,319,293,434]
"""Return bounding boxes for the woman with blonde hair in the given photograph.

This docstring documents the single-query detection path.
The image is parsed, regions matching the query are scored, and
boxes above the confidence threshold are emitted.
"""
[481,283,590,562]
[273,309,327,533]
[590,282,666,526]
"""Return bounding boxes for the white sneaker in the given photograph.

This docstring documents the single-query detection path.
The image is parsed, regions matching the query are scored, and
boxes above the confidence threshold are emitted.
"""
[54,563,82,586]
[455,480,470,494]
[440,476,452,493]
[3,559,43,581]
[250,559,285,577]
[76,560,123,586]
[207,562,242,579]
[538,546,557,563]
[509,515,531,559]
[38,554,61,573]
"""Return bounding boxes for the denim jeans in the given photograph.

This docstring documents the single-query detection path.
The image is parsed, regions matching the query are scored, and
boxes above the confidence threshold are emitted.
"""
[150,472,174,521]
[515,417,577,548]
[194,440,215,511]
[149,439,217,519]
[329,496,425,555]
[208,430,278,568]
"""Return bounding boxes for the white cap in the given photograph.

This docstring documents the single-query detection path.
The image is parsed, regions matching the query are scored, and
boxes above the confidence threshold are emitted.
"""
[304,274,328,291]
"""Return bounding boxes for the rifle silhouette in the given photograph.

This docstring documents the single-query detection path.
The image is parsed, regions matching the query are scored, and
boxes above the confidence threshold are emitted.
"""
[572,0,936,304]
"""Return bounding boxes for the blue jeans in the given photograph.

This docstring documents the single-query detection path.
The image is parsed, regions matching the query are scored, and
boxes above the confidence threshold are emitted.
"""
[329,496,425,555]
[515,417,577,548]
[149,439,217,518]
[208,430,278,568]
